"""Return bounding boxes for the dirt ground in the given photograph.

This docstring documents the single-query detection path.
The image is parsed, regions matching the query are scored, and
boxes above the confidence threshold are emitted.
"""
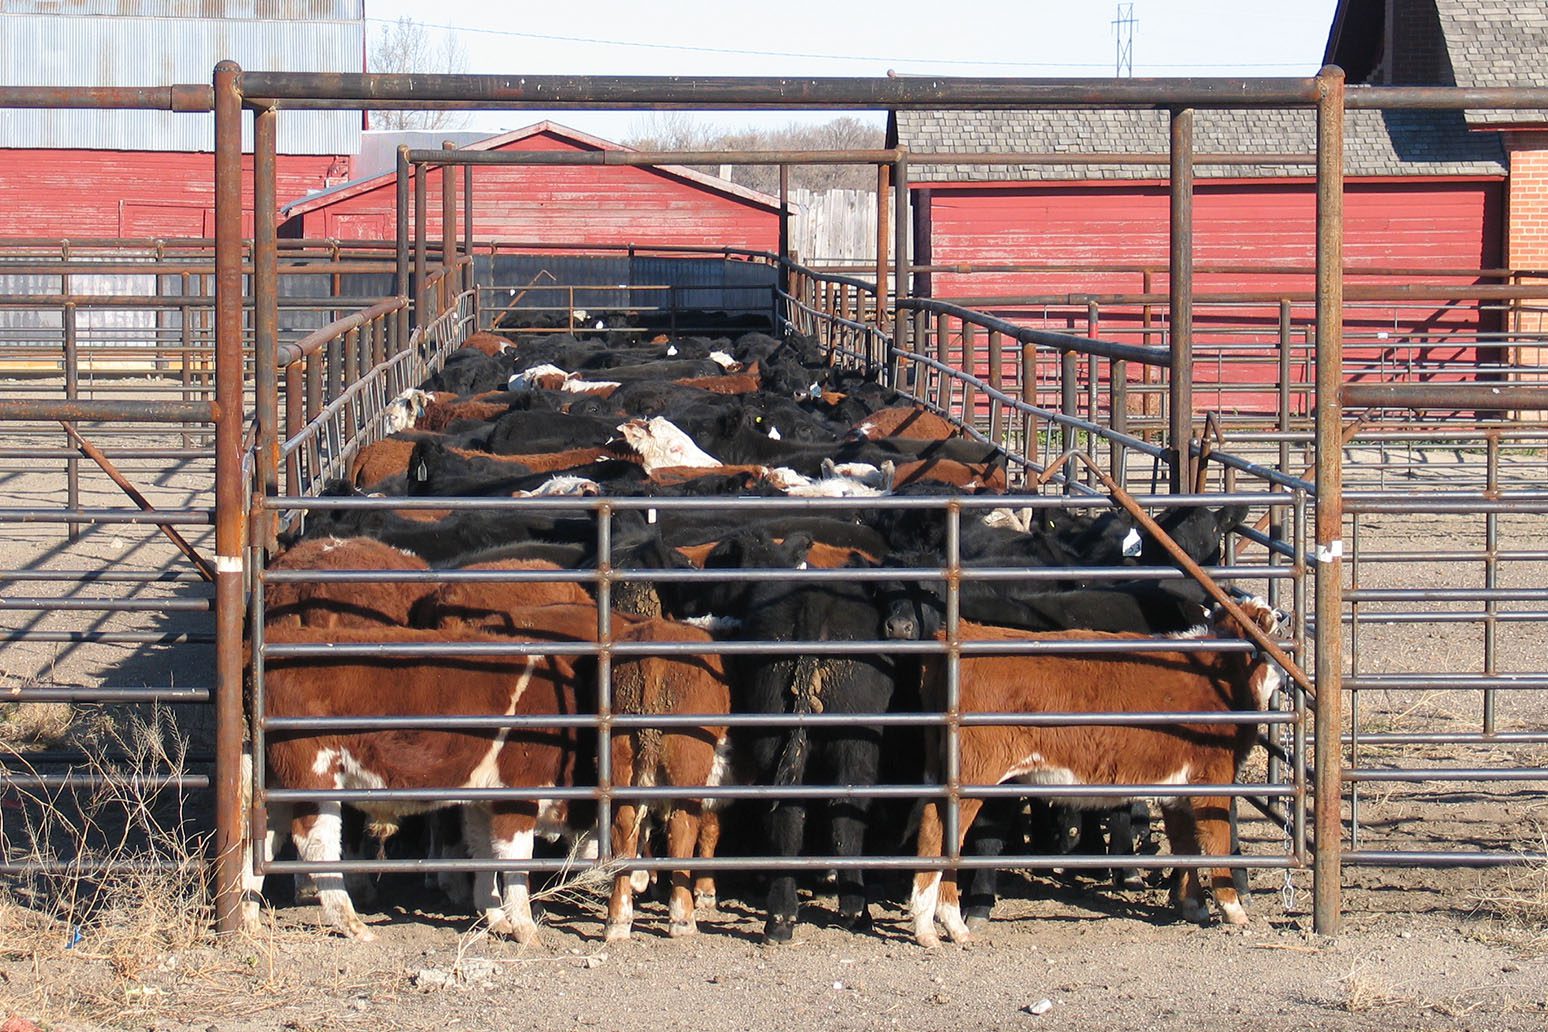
[2,413,1547,1031]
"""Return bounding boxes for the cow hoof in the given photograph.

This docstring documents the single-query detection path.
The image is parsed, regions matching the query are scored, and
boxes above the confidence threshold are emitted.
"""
[1116,872,1145,892]
[343,919,376,942]
[668,919,698,939]
[241,900,264,934]
[762,918,796,944]
[916,930,943,949]
[837,909,873,933]
[964,906,992,932]
[1220,900,1250,926]
[693,890,718,911]
[603,921,632,942]
[1178,901,1211,926]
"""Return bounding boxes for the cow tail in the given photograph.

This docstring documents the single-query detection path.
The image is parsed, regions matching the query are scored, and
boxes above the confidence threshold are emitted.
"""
[773,654,824,787]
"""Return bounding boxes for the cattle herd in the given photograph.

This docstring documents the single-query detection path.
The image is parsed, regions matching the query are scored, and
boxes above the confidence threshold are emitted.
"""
[245,318,1287,949]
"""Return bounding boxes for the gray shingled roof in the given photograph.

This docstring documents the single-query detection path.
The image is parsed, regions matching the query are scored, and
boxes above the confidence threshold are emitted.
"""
[1434,0,1548,126]
[894,106,1504,182]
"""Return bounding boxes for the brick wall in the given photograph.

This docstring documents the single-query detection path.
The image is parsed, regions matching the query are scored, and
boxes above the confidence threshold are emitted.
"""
[1505,133,1548,411]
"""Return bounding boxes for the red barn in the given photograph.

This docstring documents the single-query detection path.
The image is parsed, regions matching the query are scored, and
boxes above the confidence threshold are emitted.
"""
[278,122,783,251]
[886,0,1548,415]
[0,1,360,239]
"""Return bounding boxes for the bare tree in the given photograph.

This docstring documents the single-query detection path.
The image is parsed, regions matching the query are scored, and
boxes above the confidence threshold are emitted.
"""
[623,116,885,194]
[367,17,469,131]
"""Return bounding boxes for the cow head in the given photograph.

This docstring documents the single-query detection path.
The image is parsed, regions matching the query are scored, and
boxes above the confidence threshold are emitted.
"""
[1210,597,1289,708]
[876,552,946,641]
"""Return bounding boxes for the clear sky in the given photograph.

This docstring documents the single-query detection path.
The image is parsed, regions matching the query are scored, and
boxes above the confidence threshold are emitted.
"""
[361,0,1342,140]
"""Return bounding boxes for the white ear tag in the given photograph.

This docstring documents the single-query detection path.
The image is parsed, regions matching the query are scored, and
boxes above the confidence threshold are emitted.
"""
[1122,527,1143,557]
[415,462,427,482]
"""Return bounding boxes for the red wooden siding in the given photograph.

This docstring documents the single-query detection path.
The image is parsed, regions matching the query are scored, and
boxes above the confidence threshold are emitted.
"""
[922,178,1505,415]
[283,129,779,251]
[0,150,344,238]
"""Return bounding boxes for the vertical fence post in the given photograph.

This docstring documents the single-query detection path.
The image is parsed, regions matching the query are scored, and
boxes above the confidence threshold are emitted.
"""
[1312,64,1346,938]
[395,146,411,344]
[876,160,890,325]
[1168,107,1195,493]
[463,158,473,261]
[892,151,909,388]
[211,58,246,937]
[253,106,279,552]
[63,301,79,540]
[1060,348,1078,491]
[441,143,457,301]
[414,155,427,330]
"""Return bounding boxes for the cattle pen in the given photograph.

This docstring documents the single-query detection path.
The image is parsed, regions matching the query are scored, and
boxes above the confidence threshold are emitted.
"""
[2,67,1547,966]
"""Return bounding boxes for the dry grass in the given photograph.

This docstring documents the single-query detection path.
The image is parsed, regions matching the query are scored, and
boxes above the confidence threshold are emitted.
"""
[0,708,213,1023]
[1468,827,1548,956]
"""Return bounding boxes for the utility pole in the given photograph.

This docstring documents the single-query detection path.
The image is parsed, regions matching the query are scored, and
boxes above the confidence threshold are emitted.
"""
[1114,3,1136,77]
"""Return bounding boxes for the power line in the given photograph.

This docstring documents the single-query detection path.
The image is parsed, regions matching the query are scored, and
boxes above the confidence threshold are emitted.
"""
[363,16,1313,71]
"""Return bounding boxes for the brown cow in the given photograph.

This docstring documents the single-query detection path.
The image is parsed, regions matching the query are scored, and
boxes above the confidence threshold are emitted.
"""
[462,331,512,357]
[418,397,512,433]
[410,559,593,630]
[604,617,731,940]
[350,436,419,489]
[248,624,588,942]
[909,598,1284,947]
[265,536,428,629]
[851,406,958,442]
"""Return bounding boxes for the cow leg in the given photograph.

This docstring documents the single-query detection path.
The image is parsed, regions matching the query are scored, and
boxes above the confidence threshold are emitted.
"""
[1108,804,1143,890]
[830,796,872,932]
[763,799,806,943]
[605,803,643,942]
[241,801,285,932]
[1159,799,1209,925]
[909,799,947,948]
[963,798,1012,929]
[487,807,540,944]
[693,809,721,910]
[292,801,373,941]
[1228,798,1250,899]
[1195,794,1248,926]
[934,797,983,944]
[666,804,702,937]
[910,796,983,947]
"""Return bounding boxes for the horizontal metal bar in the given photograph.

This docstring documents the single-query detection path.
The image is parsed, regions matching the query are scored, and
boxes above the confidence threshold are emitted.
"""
[240,72,1322,109]
[261,636,1262,659]
[0,775,207,790]
[1347,85,1548,110]
[1345,587,1548,603]
[0,631,212,644]
[1343,493,1548,515]
[263,782,1289,805]
[0,570,209,584]
[898,296,1168,367]
[0,688,210,703]
[0,508,213,525]
[0,448,214,460]
[0,597,213,612]
[1342,851,1547,867]
[261,853,1302,876]
[1344,768,1548,782]
[0,84,212,110]
[0,400,216,423]
[1343,674,1548,690]
[1343,382,1548,411]
[268,490,1281,512]
[1342,730,1548,746]
[261,710,1296,733]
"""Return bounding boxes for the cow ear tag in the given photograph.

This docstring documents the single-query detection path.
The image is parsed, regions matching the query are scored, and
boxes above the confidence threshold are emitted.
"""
[1122,527,1143,557]
[416,462,427,482]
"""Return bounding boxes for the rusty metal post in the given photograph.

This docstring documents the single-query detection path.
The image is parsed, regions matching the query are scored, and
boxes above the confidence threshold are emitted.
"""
[1060,348,1078,491]
[211,59,246,937]
[892,151,909,385]
[63,301,79,540]
[1168,107,1195,493]
[1312,65,1346,937]
[876,161,890,323]
[395,146,411,344]
[253,106,279,551]
[440,142,457,273]
[463,159,473,260]
[414,159,427,326]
